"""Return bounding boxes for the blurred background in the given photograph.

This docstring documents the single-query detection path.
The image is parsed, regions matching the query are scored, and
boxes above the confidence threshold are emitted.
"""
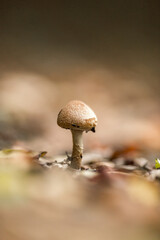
[1,2,160,240]
[0,0,160,154]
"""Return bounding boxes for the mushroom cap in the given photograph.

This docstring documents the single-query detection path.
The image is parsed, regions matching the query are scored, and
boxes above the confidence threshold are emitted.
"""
[57,100,97,131]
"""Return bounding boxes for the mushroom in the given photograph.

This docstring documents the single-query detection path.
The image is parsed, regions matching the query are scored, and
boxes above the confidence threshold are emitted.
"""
[57,100,97,169]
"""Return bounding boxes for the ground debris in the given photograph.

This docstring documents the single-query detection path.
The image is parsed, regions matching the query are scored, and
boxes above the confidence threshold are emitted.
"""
[0,146,160,240]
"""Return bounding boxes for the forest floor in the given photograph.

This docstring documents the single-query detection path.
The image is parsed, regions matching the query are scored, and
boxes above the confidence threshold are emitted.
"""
[0,145,160,240]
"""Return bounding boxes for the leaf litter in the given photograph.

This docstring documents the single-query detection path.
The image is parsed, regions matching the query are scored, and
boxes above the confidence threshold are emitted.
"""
[0,145,160,240]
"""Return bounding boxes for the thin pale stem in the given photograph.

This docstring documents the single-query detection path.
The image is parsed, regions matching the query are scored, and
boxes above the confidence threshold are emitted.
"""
[70,130,83,169]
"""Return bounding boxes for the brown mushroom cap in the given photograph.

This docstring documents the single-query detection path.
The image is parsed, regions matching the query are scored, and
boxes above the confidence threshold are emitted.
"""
[57,100,97,131]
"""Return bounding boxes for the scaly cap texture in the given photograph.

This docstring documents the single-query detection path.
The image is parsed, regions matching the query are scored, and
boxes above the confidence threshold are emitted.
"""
[57,100,97,131]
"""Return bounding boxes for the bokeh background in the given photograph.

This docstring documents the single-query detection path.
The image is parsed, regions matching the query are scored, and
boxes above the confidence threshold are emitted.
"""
[0,0,160,155]
[1,2,160,240]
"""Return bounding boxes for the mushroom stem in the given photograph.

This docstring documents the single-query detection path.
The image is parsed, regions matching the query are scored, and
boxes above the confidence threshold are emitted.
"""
[70,129,83,169]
